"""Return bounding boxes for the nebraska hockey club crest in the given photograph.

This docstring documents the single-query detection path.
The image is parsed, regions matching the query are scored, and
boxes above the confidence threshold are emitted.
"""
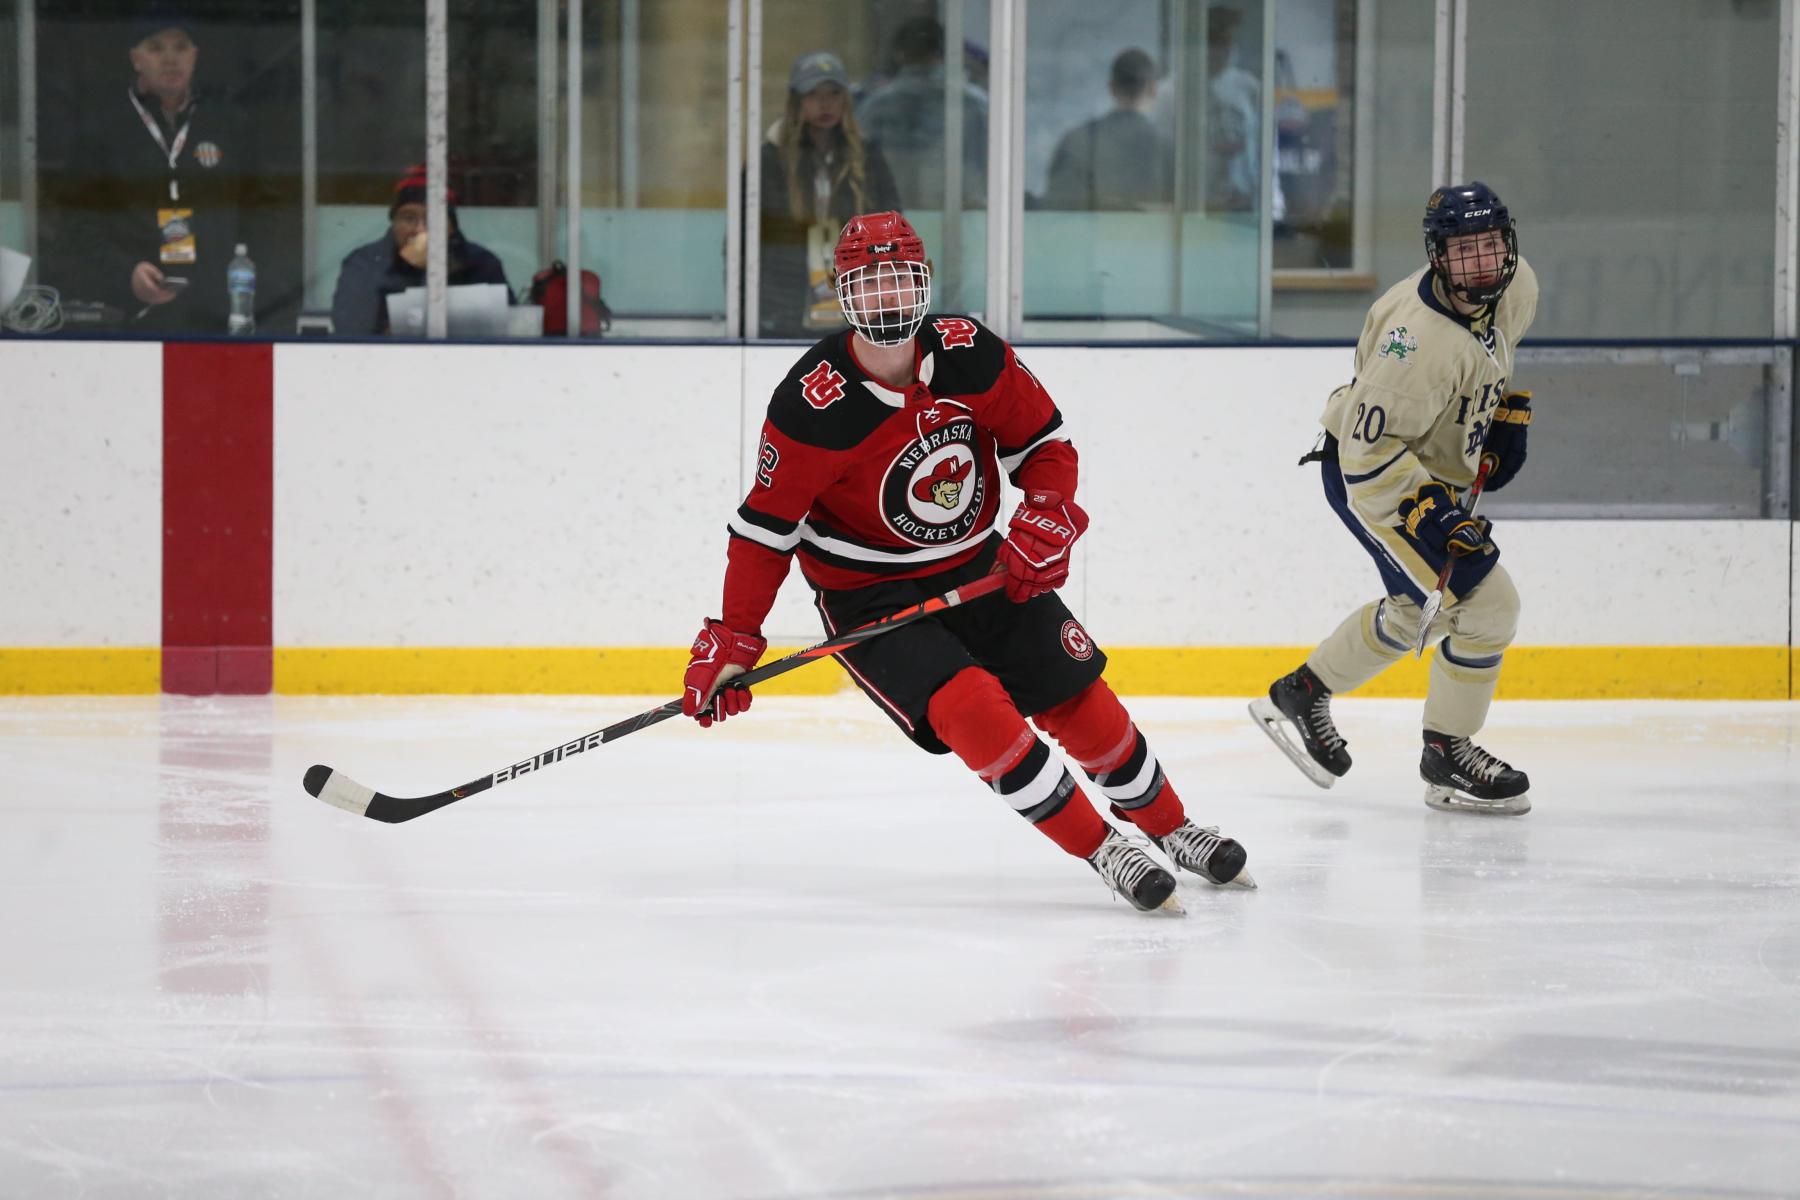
[880,414,987,546]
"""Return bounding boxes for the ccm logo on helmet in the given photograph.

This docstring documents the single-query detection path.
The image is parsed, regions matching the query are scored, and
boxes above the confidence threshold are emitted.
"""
[1462,208,1493,219]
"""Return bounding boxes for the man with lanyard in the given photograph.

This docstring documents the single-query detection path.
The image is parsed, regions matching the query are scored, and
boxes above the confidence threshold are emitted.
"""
[46,9,258,333]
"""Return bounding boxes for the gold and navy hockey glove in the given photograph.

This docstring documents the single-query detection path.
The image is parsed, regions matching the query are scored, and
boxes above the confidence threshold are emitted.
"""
[1479,390,1532,492]
[1398,481,1493,558]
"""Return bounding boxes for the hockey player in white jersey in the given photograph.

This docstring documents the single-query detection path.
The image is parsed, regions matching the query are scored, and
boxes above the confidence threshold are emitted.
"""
[1251,182,1537,814]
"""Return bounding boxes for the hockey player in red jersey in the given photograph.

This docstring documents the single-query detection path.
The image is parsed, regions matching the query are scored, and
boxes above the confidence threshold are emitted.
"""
[682,212,1252,911]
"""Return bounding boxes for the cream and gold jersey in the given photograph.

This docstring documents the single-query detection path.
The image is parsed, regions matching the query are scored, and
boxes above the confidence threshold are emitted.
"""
[1323,258,1538,502]
[1317,258,1538,595]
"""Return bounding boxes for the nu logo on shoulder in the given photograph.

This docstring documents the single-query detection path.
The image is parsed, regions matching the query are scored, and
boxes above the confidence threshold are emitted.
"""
[881,415,986,546]
[934,317,978,350]
[1378,326,1419,364]
[799,360,846,409]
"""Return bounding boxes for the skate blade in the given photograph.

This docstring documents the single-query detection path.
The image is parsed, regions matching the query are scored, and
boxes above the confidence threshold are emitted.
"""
[1149,890,1186,916]
[1423,784,1531,816]
[1247,699,1338,790]
[1171,862,1258,890]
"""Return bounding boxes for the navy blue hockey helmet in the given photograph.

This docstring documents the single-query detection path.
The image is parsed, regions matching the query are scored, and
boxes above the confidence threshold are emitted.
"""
[1423,181,1518,307]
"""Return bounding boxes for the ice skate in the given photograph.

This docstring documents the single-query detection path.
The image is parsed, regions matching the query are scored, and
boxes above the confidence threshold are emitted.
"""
[1420,729,1530,815]
[1150,819,1256,889]
[1248,664,1351,789]
[1088,827,1182,913]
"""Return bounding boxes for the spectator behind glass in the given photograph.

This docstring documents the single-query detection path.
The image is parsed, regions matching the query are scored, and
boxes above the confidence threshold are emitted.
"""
[759,50,900,338]
[857,18,988,211]
[43,8,266,334]
[330,164,514,336]
[1042,48,1172,211]
[1201,4,1285,219]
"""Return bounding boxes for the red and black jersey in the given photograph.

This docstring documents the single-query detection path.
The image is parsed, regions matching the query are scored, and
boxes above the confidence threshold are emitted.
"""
[720,315,1077,632]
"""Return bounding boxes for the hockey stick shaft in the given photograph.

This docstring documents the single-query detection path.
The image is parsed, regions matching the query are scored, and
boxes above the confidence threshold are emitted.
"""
[1413,458,1492,657]
[303,570,1006,824]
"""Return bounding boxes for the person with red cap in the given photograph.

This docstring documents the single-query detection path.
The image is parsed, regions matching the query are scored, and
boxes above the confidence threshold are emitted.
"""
[682,211,1254,913]
[329,163,513,336]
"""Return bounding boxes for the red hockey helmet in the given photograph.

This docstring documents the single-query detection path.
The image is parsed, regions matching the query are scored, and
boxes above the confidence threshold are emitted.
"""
[834,211,932,346]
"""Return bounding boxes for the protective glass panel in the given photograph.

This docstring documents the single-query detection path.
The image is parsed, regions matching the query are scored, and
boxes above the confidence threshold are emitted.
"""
[1021,0,1267,340]
[345,0,550,341]
[1464,0,1779,338]
[435,0,558,341]
[0,0,20,272]
[1268,0,1430,338]
[1483,349,1784,519]
[313,1,735,341]
[755,0,989,339]
[314,1,427,337]
[576,0,732,338]
[1271,0,1359,274]
[31,5,301,337]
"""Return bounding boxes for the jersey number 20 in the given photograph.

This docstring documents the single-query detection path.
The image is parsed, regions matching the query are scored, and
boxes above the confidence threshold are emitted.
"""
[1350,402,1387,443]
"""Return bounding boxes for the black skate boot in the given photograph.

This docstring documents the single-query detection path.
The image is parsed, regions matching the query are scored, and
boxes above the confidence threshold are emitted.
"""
[1150,820,1256,889]
[1248,663,1351,788]
[1088,827,1180,913]
[1421,729,1531,815]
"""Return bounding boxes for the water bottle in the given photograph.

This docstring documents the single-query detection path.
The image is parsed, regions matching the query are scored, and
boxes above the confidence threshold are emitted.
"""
[227,243,256,335]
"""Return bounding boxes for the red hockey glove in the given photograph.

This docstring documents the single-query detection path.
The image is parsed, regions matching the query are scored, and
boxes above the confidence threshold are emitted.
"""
[996,490,1089,603]
[682,620,767,728]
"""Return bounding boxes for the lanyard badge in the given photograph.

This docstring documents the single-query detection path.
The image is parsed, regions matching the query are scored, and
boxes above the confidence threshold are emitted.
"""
[129,88,195,208]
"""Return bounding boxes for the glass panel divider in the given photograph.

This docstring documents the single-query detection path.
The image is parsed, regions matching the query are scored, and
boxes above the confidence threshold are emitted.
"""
[17,0,35,266]
[1258,0,1275,336]
[942,0,966,314]
[426,0,448,338]
[563,0,583,339]
[740,0,757,340]
[729,0,747,339]
[536,0,557,272]
[1775,0,1798,341]
[301,0,317,316]
[985,0,1023,337]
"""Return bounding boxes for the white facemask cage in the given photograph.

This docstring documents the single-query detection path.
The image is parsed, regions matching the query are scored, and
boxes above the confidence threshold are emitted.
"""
[835,258,932,346]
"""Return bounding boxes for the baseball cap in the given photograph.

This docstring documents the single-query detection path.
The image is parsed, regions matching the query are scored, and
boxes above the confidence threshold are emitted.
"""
[129,7,197,47]
[789,50,849,95]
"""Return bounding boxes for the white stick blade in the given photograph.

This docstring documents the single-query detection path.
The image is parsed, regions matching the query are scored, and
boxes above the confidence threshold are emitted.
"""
[305,766,377,816]
[1414,590,1445,657]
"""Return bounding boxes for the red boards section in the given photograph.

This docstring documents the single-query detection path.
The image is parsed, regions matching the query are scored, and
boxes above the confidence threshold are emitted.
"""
[161,343,274,695]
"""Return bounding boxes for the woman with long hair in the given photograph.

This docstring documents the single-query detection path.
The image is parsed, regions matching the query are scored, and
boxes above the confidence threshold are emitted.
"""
[759,50,901,338]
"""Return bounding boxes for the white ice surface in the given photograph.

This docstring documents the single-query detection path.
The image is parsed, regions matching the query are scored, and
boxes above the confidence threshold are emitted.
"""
[1,693,1796,1199]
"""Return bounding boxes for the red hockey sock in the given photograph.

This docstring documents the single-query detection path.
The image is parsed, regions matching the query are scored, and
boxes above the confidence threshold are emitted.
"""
[928,667,1107,857]
[1035,679,1187,838]
[1118,781,1186,838]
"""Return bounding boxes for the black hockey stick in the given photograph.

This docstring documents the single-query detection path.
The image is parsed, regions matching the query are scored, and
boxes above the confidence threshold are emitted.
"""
[303,570,1006,824]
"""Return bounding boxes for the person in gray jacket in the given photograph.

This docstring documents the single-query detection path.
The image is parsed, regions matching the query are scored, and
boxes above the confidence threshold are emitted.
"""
[1042,49,1172,211]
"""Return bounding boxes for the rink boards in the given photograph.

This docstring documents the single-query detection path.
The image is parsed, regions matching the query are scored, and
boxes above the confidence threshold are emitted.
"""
[1,339,1795,697]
